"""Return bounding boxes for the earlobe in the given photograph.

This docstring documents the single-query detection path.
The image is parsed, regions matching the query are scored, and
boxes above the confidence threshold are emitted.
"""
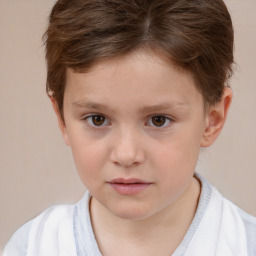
[200,87,232,147]
[50,97,71,146]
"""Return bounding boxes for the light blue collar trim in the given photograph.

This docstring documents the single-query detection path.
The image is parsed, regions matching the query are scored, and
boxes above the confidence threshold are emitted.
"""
[73,192,102,256]
[173,173,212,256]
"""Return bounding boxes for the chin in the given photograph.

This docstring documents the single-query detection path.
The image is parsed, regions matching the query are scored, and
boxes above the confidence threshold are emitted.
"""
[109,204,154,221]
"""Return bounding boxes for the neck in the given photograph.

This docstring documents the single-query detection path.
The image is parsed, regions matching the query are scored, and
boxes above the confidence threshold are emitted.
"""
[90,177,200,256]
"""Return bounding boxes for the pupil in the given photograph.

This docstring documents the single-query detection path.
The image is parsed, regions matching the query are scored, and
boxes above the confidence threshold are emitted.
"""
[152,116,166,126]
[93,115,105,126]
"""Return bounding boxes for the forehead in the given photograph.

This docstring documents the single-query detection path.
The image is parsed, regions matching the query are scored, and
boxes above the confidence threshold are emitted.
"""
[64,50,203,109]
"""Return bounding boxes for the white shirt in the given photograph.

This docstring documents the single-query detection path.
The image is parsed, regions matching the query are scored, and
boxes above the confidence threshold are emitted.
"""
[3,175,256,256]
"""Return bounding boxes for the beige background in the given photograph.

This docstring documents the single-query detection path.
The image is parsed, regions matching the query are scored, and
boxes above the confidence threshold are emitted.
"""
[0,0,256,251]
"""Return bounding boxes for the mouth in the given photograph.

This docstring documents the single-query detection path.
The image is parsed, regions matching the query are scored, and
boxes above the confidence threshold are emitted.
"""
[108,178,152,195]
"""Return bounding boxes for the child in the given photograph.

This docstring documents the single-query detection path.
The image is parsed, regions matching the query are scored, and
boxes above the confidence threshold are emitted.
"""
[3,0,256,255]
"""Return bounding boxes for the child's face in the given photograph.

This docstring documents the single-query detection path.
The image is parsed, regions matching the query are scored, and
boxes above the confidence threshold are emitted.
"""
[61,50,209,220]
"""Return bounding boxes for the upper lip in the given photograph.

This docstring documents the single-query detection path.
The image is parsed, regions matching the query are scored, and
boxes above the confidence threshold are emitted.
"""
[109,178,152,184]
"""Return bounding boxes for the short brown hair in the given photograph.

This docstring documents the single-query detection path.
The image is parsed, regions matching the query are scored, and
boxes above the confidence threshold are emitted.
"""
[44,0,234,120]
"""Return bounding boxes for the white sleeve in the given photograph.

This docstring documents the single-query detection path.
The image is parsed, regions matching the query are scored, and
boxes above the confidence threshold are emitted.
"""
[3,221,32,256]
[238,208,256,256]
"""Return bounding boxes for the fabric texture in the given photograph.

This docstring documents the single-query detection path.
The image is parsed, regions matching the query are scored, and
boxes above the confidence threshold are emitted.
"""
[3,175,256,256]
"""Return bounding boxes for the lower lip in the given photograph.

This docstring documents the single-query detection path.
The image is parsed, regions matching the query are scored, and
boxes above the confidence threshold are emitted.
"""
[109,183,151,195]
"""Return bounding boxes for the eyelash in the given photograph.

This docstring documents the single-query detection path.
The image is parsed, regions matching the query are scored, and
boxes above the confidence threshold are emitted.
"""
[83,114,110,127]
[82,114,173,128]
[146,115,173,128]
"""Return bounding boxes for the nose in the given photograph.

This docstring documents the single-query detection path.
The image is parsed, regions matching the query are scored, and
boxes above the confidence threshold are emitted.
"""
[110,127,145,167]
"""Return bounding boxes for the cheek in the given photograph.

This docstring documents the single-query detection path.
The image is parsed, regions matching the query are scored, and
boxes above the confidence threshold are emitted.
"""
[153,138,200,200]
[69,136,109,184]
[152,128,201,179]
[160,136,200,165]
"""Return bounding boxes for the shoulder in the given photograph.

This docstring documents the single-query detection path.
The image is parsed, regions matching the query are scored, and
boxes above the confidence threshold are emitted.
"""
[211,187,256,255]
[222,197,256,255]
[189,176,256,256]
[3,220,32,256]
[3,204,76,256]
[31,203,74,234]
[220,191,256,237]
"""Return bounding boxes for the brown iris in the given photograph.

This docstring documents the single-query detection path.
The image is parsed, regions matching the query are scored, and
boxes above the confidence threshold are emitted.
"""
[151,116,166,127]
[92,115,105,126]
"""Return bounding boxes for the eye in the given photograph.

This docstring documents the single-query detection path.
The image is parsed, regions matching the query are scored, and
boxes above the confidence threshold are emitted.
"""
[147,115,172,127]
[85,115,110,127]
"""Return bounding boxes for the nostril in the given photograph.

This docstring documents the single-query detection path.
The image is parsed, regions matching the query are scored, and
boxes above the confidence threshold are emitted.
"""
[112,159,139,167]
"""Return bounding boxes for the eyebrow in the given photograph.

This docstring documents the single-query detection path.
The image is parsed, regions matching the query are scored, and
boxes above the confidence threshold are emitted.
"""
[73,101,115,113]
[138,102,188,113]
[73,101,188,113]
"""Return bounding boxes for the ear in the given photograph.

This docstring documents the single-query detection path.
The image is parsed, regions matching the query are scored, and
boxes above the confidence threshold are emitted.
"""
[200,87,232,147]
[50,97,71,146]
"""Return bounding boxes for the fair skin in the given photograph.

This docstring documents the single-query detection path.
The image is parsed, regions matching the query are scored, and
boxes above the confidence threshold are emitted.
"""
[52,50,232,255]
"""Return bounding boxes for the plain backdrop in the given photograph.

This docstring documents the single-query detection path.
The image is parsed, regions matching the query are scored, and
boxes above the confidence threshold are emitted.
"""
[0,0,256,251]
